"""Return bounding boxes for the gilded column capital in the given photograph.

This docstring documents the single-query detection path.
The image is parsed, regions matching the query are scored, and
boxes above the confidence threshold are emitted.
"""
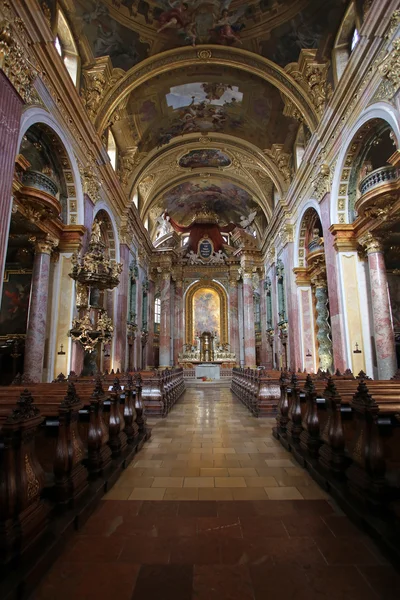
[30,235,58,255]
[0,20,39,104]
[358,232,384,254]
[229,277,238,288]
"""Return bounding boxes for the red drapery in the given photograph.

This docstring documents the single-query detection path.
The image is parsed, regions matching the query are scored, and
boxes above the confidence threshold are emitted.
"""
[167,214,236,253]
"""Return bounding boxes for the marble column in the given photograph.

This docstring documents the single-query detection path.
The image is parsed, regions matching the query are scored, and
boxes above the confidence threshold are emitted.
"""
[24,238,56,382]
[242,271,256,367]
[313,276,334,373]
[114,243,129,371]
[363,234,397,379]
[259,279,268,366]
[0,72,23,304]
[173,279,183,365]
[146,278,155,368]
[159,272,171,367]
[229,277,240,363]
[320,194,346,371]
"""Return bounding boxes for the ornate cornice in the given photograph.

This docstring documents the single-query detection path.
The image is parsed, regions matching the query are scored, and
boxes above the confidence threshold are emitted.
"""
[81,57,124,123]
[263,144,292,186]
[378,37,400,92]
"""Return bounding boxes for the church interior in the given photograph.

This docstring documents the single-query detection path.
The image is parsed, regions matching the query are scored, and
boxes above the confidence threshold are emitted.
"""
[1,0,400,598]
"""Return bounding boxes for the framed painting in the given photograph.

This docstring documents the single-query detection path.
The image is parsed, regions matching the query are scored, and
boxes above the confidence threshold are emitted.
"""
[0,270,32,337]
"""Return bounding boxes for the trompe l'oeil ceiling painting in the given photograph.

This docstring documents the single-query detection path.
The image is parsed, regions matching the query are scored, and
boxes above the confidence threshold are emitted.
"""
[161,179,267,228]
[63,0,347,70]
[120,68,294,152]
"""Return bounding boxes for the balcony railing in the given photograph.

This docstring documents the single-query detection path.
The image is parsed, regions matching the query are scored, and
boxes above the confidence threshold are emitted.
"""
[359,165,399,196]
[22,170,58,198]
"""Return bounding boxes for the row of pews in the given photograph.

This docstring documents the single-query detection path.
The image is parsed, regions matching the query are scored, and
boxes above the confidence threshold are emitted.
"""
[0,372,153,597]
[274,369,400,563]
[231,367,281,417]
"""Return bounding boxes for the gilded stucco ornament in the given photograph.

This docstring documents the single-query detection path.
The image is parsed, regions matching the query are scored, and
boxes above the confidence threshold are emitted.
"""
[118,147,146,187]
[263,144,292,185]
[0,20,39,104]
[79,163,101,204]
[81,58,124,122]
[279,223,294,246]
[312,163,331,201]
[285,50,332,118]
[379,38,400,91]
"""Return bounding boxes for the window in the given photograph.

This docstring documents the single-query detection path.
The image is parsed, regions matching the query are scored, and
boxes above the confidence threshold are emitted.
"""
[107,129,117,170]
[132,191,138,208]
[351,28,359,51]
[55,36,62,57]
[155,297,161,324]
[56,9,79,86]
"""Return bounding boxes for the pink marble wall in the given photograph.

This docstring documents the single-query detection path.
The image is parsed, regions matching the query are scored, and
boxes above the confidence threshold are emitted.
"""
[320,194,346,371]
[282,245,302,370]
[301,289,315,372]
[113,243,129,371]
[159,274,171,367]
[24,250,51,382]
[243,274,256,367]
[259,279,268,366]
[368,251,397,379]
[0,72,23,304]
[229,281,240,362]
[135,269,143,369]
[146,278,155,368]
[173,281,183,365]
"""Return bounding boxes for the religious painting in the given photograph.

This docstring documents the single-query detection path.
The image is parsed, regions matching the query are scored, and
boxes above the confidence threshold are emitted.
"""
[179,149,231,168]
[163,179,261,226]
[193,287,220,339]
[151,81,244,147]
[66,1,149,70]
[0,271,32,337]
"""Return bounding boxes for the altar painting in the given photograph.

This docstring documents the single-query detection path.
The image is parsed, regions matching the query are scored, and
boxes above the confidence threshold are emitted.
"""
[193,288,220,340]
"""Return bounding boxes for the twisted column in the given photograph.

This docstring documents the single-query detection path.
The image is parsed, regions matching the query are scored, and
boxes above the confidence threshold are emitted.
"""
[313,276,334,373]
[24,237,57,382]
[361,234,397,379]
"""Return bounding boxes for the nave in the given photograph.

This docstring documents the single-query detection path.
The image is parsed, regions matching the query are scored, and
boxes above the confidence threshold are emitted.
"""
[33,389,400,600]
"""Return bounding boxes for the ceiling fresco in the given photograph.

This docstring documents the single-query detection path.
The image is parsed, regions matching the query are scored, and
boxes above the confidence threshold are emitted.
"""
[62,0,347,68]
[179,149,231,168]
[158,178,267,230]
[118,66,297,152]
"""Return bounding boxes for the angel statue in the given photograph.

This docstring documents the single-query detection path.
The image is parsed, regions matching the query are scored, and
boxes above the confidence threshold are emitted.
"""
[239,210,257,235]
[212,1,248,45]
[155,212,172,238]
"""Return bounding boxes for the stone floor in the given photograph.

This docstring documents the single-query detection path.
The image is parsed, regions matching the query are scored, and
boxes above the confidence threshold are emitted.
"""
[33,389,400,599]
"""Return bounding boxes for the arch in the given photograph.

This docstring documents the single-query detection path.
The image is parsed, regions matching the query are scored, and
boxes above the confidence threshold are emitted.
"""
[294,200,321,268]
[330,103,400,224]
[93,205,120,262]
[56,7,80,87]
[95,45,319,135]
[18,107,84,225]
[184,279,228,346]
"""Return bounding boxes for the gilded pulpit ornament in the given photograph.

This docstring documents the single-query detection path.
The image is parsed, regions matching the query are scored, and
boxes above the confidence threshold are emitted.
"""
[68,220,122,354]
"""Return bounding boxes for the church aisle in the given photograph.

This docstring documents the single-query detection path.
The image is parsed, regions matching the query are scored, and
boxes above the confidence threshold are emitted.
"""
[33,390,400,600]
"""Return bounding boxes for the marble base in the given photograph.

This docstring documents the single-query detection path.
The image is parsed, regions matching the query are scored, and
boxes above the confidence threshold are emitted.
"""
[195,364,220,380]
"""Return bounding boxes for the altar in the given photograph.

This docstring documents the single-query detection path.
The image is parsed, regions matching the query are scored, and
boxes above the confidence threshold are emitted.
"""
[195,364,220,380]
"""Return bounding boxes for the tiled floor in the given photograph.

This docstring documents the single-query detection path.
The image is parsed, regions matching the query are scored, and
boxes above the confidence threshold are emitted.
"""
[106,388,326,501]
[33,388,400,599]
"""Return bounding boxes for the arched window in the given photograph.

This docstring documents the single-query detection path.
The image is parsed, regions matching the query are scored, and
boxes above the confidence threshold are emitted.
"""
[107,129,117,170]
[332,1,361,85]
[55,9,79,87]
[351,28,360,52]
[154,296,161,333]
